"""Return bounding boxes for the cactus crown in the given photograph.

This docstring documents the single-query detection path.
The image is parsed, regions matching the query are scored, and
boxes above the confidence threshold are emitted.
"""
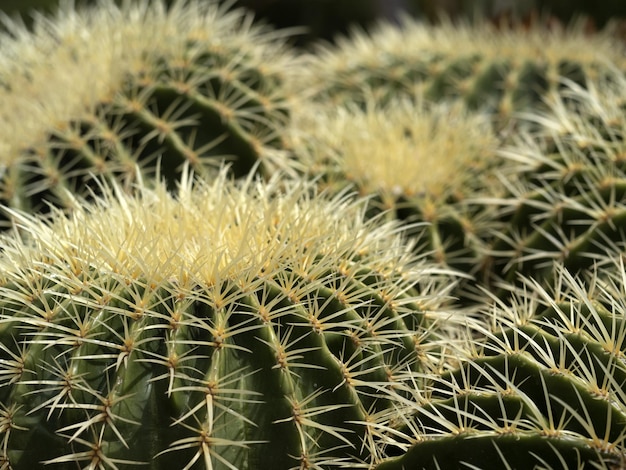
[325,18,623,69]
[2,169,429,288]
[0,169,465,468]
[290,97,503,291]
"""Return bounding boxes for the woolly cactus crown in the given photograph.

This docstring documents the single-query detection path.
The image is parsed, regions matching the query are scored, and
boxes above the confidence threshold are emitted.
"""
[292,98,499,208]
[2,169,436,288]
[0,169,465,468]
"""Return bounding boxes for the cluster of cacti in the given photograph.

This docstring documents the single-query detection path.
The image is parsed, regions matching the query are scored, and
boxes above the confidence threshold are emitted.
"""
[3,1,626,469]
[0,169,469,469]
[291,16,626,125]
[0,0,297,228]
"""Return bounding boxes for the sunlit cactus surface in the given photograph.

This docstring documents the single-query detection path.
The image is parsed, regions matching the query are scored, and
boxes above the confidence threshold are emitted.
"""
[0,170,465,469]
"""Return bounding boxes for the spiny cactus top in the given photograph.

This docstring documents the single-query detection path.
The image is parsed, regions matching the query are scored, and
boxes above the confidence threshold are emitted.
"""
[0,0,297,228]
[376,261,626,470]
[481,75,626,293]
[294,17,626,122]
[0,169,466,469]
[290,97,502,301]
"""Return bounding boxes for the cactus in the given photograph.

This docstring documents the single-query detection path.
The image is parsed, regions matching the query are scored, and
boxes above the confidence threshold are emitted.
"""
[375,261,626,469]
[0,168,466,469]
[290,97,503,303]
[0,0,298,228]
[479,75,626,294]
[293,16,625,125]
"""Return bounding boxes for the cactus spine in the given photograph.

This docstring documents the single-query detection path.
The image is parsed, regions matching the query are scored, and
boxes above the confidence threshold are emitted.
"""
[0,0,297,228]
[0,169,466,469]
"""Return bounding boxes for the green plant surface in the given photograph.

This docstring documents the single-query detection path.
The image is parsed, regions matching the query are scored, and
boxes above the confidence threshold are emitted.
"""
[0,169,468,469]
[0,0,299,228]
[478,75,626,295]
[375,261,626,469]
[292,16,626,126]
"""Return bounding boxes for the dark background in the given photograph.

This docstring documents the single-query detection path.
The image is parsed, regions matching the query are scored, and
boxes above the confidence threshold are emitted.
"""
[1,0,626,46]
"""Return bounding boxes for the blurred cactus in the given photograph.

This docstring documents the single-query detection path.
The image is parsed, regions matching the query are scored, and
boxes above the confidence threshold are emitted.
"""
[0,0,298,228]
[0,169,466,469]
[292,16,625,128]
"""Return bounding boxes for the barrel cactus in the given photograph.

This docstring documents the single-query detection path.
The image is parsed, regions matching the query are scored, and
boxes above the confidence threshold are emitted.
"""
[290,97,503,303]
[0,169,466,469]
[375,260,626,469]
[479,75,626,294]
[0,0,297,228]
[293,16,626,125]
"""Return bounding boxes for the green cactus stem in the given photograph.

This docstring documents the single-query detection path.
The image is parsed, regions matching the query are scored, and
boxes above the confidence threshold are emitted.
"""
[0,0,298,228]
[0,169,466,469]
[375,261,626,469]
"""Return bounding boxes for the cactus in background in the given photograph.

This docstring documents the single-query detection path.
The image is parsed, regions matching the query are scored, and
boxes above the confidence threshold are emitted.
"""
[0,168,467,469]
[479,75,626,294]
[0,0,298,228]
[290,97,503,303]
[293,16,625,126]
[375,261,626,469]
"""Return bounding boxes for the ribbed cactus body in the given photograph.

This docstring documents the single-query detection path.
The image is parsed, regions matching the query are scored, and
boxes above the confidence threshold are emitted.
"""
[481,77,626,292]
[376,264,626,470]
[0,0,296,227]
[295,18,625,124]
[379,430,615,470]
[0,171,461,469]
